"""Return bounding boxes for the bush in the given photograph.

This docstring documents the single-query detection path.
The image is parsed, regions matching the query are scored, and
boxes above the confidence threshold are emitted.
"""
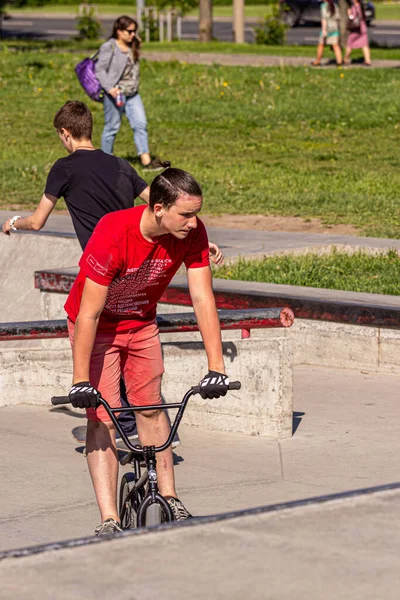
[153,0,197,16]
[76,5,101,40]
[255,4,287,45]
[142,8,160,41]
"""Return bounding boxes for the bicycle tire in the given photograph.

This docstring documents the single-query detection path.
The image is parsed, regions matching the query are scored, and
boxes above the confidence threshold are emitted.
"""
[119,472,139,530]
[145,502,163,527]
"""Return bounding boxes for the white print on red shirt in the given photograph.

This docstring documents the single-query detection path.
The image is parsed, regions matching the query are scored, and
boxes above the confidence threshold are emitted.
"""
[86,254,108,276]
[104,258,173,317]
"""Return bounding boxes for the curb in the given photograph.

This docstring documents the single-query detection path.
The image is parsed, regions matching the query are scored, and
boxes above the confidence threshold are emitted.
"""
[1,480,399,561]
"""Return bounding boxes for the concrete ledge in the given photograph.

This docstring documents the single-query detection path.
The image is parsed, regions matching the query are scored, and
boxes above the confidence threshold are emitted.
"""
[0,336,293,439]
[35,281,400,374]
[162,338,293,438]
[0,348,72,406]
[0,234,81,323]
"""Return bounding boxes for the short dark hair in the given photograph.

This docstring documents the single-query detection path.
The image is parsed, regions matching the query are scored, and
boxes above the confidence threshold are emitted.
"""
[53,101,92,140]
[149,168,203,210]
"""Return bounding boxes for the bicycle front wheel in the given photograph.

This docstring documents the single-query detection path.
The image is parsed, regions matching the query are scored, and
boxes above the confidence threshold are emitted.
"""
[119,472,139,530]
[145,502,163,527]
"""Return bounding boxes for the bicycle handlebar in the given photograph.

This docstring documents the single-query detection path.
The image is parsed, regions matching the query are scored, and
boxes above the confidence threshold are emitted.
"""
[51,381,241,406]
[51,381,241,455]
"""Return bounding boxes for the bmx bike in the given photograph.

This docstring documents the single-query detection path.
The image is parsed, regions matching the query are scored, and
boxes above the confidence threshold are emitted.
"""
[51,380,241,528]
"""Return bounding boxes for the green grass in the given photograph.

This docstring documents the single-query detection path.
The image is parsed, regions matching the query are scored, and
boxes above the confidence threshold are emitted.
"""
[1,45,400,238]
[215,248,400,295]
[4,39,400,60]
[376,3,400,20]
[5,4,273,17]
[8,3,142,14]
[5,3,271,16]
[7,3,400,20]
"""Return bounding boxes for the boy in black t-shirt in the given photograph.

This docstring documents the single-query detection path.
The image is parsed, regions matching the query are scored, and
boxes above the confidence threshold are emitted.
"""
[2,101,149,249]
[2,101,224,266]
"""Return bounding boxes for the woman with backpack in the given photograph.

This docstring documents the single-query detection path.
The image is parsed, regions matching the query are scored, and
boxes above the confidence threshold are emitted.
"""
[344,0,371,66]
[311,0,342,67]
[96,15,164,171]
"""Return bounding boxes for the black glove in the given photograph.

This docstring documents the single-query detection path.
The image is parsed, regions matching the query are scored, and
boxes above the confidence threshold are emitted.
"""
[199,371,229,399]
[69,382,100,409]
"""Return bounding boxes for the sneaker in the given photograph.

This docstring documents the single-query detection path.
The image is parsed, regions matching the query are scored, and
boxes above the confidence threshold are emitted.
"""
[94,518,122,536]
[116,430,139,443]
[171,432,181,449]
[167,497,193,521]
[142,159,170,172]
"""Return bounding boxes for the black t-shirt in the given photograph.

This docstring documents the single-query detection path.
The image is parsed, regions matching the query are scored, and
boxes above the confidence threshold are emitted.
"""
[45,149,147,250]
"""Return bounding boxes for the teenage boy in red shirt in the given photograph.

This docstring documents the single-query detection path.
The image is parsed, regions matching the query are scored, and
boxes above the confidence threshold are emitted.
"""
[1,101,224,445]
[65,168,229,534]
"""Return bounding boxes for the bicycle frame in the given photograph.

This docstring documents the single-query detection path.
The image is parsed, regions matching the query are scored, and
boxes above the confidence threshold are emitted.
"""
[103,387,201,527]
[52,382,241,527]
[98,386,198,455]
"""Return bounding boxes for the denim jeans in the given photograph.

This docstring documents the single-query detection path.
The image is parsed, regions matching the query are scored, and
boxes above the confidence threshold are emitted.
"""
[101,92,150,157]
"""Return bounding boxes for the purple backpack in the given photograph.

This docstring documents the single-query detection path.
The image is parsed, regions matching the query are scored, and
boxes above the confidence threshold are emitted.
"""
[75,51,103,102]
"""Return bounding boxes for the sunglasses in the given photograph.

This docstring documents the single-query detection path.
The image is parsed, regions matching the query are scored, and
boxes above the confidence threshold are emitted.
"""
[125,28,136,34]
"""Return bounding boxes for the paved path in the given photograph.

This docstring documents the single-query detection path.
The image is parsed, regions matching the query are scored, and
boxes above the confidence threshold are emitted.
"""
[1,210,400,262]
[5,11,400,48]
[141,50,400,69]
[0,364,400,597]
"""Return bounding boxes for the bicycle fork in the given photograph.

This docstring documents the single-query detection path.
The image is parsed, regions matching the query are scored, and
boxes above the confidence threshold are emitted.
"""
[136,446,174,526]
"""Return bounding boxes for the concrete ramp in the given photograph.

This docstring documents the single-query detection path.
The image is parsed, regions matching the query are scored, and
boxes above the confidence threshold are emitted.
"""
[0,232,81,324]
[0,484,399,599]
[0,232,81,350]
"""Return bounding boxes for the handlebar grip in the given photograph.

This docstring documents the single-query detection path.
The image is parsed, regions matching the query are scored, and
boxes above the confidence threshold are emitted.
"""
[51,396,71,406]
[191,381,241,395]
[229,381,241,390]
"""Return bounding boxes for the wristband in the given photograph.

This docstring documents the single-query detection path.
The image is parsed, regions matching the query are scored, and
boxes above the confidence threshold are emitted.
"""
[9,215,22,231]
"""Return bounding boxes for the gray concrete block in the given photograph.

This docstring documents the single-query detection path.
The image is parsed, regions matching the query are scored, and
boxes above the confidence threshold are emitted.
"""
[161,338,293,439]
[0,349,72,406]
[377,328,400,373]
[0,337,293,440]
[251,320,383,373]
[0,234,81,323]
[290,319,379,371]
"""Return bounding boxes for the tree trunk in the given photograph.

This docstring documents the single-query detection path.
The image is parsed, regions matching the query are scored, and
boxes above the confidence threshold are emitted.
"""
[199,0,213,42]
[233,0,244,44]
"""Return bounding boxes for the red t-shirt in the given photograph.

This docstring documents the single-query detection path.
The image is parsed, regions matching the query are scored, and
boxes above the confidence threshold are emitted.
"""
[64,205,210,333]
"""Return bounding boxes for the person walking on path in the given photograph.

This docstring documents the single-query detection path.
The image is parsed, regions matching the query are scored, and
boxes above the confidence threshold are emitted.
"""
[344,0,371,66]
[311,0,342,67]
[65,168,230,533]
[96,15,162,171]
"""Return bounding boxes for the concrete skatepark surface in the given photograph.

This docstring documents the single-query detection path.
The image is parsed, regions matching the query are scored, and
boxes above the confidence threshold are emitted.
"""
[1,213,400,596]
[1,487,400,599]
[0,365,399,597]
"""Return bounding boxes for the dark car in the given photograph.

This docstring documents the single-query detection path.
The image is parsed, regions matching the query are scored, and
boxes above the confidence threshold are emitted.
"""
[279,0,375,27]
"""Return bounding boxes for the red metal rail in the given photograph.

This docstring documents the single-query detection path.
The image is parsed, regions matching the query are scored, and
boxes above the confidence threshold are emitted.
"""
[34,268,400,328]
[0,308,294,341]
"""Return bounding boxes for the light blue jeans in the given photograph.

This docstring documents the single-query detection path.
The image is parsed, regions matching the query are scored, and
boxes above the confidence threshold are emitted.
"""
[101,92,149,156]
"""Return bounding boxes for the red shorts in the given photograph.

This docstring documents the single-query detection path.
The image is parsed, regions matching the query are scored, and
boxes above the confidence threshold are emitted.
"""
[67,320,164,422]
